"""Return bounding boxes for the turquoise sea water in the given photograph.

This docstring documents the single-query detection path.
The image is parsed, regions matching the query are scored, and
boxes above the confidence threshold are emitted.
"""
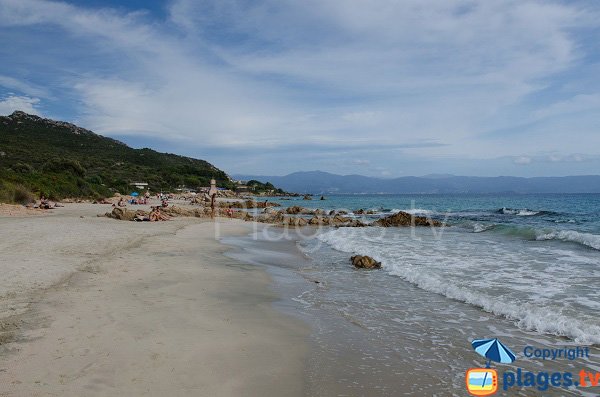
[268,194,600,342]
[232,194,600,395]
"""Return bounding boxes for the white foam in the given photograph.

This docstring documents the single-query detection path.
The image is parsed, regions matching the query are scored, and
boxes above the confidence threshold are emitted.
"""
[500,207,539,216]
[517,210,539,216]
[392,208,434,215]
[536,230,600,251]
[472,223,494,233]
[317,228,600,344]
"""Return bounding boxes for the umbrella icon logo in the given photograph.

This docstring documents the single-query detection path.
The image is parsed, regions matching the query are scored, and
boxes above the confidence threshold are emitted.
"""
[466,338,517,396]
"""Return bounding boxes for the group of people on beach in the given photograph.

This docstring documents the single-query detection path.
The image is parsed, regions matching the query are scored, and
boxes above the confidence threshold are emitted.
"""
[29,195,63,210]
[115,191,162,208]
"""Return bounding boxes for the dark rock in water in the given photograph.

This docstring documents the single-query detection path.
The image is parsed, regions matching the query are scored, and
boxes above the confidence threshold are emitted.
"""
[320,196,325,200]
[303,194,312,200]
[372,211,442,227]
[354,209,365,215]
[351,255,381,269]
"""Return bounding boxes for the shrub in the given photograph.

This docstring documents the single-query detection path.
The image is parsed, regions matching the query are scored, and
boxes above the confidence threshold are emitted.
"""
[42,158,85,177]
[0,183,35,204]
[10,162,34,174]
[13,184,34,204]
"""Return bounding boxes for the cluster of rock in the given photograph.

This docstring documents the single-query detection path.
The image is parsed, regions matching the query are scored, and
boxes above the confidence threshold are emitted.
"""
[104,207,149,221]
[103,206,253,222]
[103,204,443,229]
[253,209,366,227]
[373,211,442,227]
[221,200,281,209]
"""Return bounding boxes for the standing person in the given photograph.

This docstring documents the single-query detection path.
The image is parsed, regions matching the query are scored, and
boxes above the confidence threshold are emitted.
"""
[209,179,217,219]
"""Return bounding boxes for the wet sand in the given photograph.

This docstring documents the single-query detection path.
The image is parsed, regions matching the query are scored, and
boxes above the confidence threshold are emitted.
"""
[0,204,307,396]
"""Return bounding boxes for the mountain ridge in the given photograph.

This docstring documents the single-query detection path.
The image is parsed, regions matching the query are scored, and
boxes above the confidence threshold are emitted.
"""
[234,171,600,194]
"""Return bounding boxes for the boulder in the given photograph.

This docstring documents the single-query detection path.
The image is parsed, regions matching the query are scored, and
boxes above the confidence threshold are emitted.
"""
[372,211,442,227]
[344,220,367,227]
[162,206,194,217]
[303,195,312,200]
[292,217,308,227]
[308,216,325,225]
[286,205,305,214]
[351,255,381,269]
[105,207,146,221]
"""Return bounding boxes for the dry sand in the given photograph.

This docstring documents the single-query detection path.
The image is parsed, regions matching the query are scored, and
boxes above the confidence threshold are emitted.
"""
[0,203,307,396]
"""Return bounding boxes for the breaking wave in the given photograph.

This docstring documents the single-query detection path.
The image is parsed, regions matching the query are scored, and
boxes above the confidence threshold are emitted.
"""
[536,230,600,251]
[317,228,600,344]
[497,207,556,216]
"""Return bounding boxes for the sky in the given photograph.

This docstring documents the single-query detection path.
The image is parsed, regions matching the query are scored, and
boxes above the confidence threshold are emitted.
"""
[1,0,600,178]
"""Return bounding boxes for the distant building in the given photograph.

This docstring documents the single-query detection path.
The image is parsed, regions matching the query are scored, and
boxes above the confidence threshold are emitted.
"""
[234,180,251,193]
[130,182,148,189]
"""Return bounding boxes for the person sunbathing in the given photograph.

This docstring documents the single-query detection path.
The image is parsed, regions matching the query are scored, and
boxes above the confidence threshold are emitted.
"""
[148,207,169,221]
[149,207,160,222]
[39,196,53,209]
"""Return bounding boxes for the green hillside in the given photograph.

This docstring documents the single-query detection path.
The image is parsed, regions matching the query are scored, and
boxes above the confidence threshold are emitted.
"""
[0,111,233,201]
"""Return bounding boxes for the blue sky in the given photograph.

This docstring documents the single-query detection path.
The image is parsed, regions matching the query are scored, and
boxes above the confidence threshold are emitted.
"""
[1,0,600,177]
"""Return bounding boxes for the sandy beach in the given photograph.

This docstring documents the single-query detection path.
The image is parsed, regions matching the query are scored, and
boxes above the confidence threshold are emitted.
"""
[0,203,307,396]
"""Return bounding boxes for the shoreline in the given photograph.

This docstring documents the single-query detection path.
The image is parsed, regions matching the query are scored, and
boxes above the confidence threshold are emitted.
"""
[223,219,600,396]
[0,204,308,396]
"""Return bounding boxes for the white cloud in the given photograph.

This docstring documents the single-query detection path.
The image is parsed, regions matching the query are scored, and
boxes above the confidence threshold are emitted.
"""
[352,159,370,166]
[534,94,600,120]
[513,156,532,165]
[0,75,49,97]
[0,0,598,176]
[0,95,40,115]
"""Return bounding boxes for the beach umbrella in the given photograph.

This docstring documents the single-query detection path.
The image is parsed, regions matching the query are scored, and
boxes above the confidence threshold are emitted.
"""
[130,192,139,197]
[472,338,516,367]
[471,338,516,392]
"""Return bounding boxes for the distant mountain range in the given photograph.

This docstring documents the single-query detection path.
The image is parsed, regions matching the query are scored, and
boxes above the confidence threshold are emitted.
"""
[234,171,600,194]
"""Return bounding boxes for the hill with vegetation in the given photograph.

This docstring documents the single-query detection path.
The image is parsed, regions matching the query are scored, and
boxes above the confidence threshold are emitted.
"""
[0,111,234,202]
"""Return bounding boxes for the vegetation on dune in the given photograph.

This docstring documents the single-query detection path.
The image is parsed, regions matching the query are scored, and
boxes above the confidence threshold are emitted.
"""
[0,111,234,201]
[245,180,288,195]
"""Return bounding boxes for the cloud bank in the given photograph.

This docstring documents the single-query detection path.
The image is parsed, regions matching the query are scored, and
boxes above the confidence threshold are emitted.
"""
[0,0,599,176]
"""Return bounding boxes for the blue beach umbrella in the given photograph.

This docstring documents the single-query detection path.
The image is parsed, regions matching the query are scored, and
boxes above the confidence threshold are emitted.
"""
[471,338,516,391]
[130,192,139,197]
[472,338,516,367]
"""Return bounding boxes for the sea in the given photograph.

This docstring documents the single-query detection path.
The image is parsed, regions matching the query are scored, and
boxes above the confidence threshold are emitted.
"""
[224,194,600,396]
